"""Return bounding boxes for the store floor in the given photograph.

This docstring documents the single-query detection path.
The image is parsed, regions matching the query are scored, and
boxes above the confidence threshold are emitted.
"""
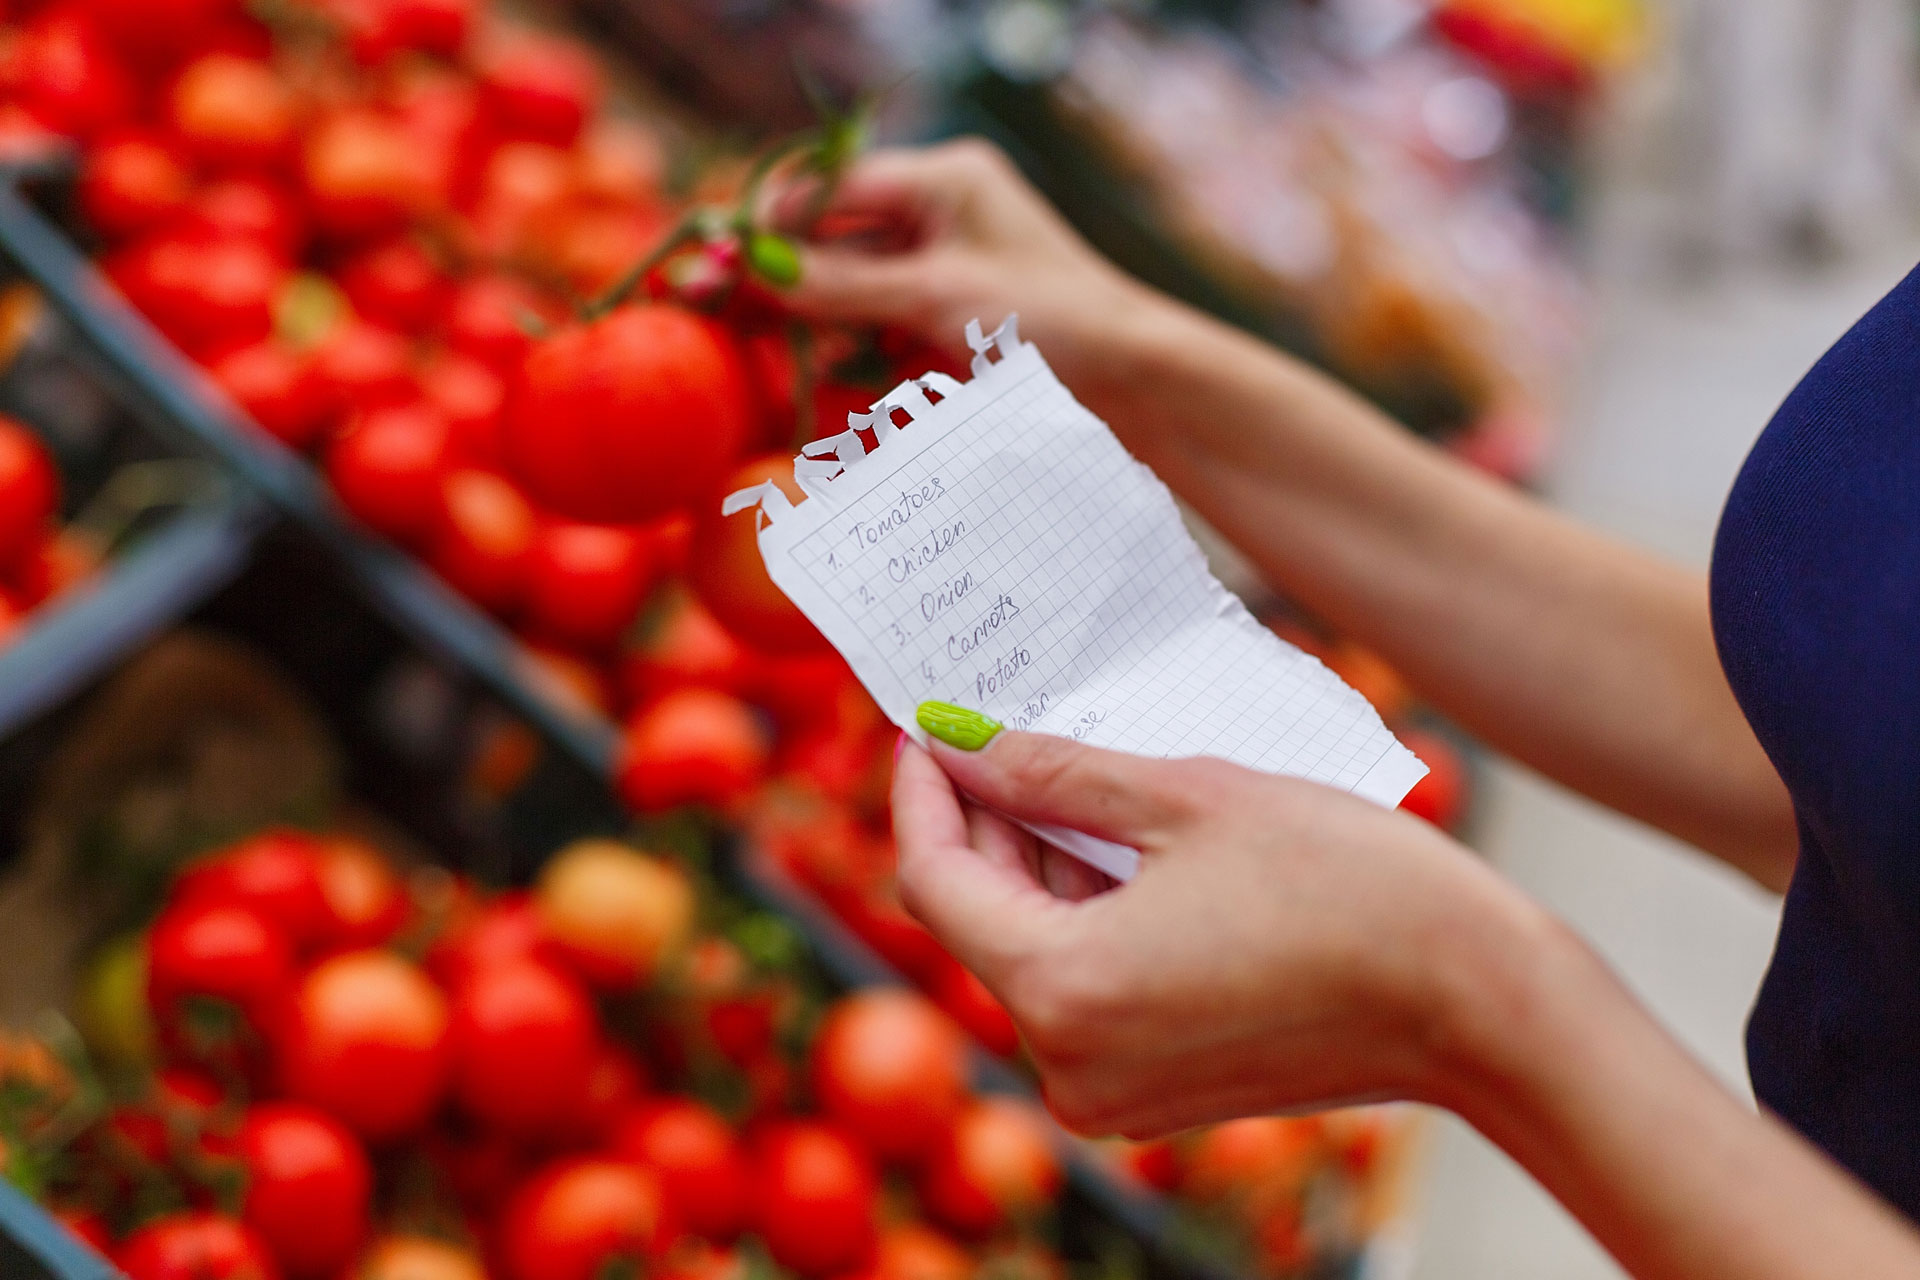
[1408,232,1920,1279]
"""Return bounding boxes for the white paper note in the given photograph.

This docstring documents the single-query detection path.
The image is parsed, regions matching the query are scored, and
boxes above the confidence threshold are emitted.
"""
[727,317,1427,880]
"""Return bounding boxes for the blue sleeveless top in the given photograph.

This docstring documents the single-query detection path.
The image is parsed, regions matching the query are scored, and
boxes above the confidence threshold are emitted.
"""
[1710,262,1920,1216]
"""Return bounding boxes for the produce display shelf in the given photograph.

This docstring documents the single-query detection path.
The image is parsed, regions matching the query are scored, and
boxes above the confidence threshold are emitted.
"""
[0,493,265,743]
[0,163,1260,1280]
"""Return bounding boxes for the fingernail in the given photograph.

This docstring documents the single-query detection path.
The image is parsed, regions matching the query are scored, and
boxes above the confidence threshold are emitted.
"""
[916,701,1002,751]
[893,730,909,763]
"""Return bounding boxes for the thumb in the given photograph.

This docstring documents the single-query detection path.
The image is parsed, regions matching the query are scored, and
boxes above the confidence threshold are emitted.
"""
[929,727,1204,848]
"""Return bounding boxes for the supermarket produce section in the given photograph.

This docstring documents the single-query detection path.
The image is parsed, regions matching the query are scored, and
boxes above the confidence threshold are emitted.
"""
[0,0,1633,1276]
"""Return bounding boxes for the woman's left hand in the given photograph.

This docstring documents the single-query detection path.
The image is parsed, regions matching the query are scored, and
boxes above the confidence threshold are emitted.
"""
[892,729,1557,1137]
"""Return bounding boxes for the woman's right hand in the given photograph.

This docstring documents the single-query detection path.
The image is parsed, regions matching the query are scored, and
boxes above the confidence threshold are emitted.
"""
[780,139,1177,400]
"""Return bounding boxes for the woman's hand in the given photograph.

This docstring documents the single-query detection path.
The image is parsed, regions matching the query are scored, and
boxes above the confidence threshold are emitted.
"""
[781,140,1175,401]
[891,728,1552,1136]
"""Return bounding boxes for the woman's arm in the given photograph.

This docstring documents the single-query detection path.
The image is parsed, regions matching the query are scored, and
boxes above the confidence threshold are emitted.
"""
[890,731,1920,1279]
[789,140,1797,889]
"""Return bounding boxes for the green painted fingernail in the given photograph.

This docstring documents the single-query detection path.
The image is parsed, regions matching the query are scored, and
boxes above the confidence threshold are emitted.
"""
[917,701,1002,751]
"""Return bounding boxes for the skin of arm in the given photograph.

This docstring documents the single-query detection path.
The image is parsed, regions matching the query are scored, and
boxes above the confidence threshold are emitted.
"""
[891,732,1920,1280]
[786,140,1798,890]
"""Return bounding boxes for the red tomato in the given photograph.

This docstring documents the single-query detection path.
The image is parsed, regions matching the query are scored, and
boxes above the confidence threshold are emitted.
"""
[78,0,248,67]
[6,527,101,608]
[475,34,601,148]
[167,53,295,173]
[420,351,506,467]
[171,828,332,955]
[618,593,753,708]
[336,0,473,63]
[500,1157,675,1280]
[356,1236,487,1280]
[445,273,545,375]
[326,403,453,546]
[610,1098,750,1241]
[857,1223,973,1280]
[313,835,409,951]
[563,1040,646,1144]
[503,305,751,524]
[424,892,550,989]
[209,339,330,451]
[428,468,536,612]
[616,688,770,814]
[302,109,437,241]
[1178,1116,1318,1203]
[1,13,136,142]
[116,1212,279,1280]
[810,989,967,1165]
[80,133,192,241]
[448,959,597,1138]
[523,521,654,652]
[236,1102,371,1279]
[752,1122,878,1277]
[181,177,305,262]
[533,839,693,990]
[918,1098,1061,1237]
[687,455,829,654]
[109,230,285,357]
[309,320,414,416]
[0,416,58,576]
[54,1206,112,1258]
[339,237,449,335]
[146,899,293,1031]
[1398,727,1470,831]
[279,950,449,1142]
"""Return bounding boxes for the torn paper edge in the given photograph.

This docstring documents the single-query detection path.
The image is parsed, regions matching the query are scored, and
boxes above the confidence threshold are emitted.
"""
[722,316,1022,525]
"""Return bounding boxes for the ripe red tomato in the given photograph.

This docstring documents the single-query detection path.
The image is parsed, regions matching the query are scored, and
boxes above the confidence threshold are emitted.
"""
[309,320,414,416]
[7,527,101,608]
[917,1098,1061,1237]
[500,1158,676,1280]
[116,1212,279,1280]
[752,1122,879,1277]
[280,950,449,1142]
[313,835,409,951]
[424,892,550,989]
[475,34,601,147]
[610,1098,750,1240]
[181,177,305,262]
[302,109,437,241]
[210,339,330,451]
[171,828,332,955]
[1,13,137,142]
[533,839,694,990]
[448,958,597,1137]
[420,351,506,467]
[563,1040,646,1144]
[146,899,294,1031]
[428,468,536,613]
[357,1236,486,1280]
[80,133,192,242]
[617,688,770,815]
[1179,1116,1319,1203]
[445,274,546,375]
[337,0,473,63]
[810,989,968,1165]
[618,593,753,708]
[857,1223,974,1280]
[78,0,248,67]
[236,1102,371,1279]
[687,455,829,654]
[167,53,295,173]
[339,237,449,335]
[1398,727,1470,830]
[326,403,453,546]
[522,521,654,652]
[0,416,58,576]
[503,305,751,524]
[109,230,285,358]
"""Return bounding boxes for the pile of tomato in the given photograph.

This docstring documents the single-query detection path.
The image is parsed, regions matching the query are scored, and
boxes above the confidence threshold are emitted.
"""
[8,824,1080,1280]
